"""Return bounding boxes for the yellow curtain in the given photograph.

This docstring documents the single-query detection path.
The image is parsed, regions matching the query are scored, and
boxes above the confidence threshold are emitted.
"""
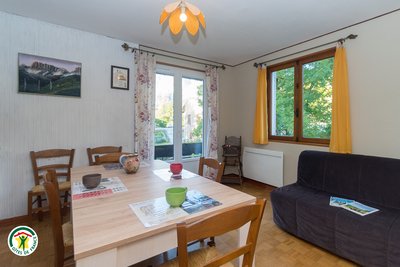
[329,46,352,153]
[253,67,268,144]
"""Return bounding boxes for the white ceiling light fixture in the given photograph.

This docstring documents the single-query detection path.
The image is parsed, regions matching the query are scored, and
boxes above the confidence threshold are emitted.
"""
[159,0,206,36]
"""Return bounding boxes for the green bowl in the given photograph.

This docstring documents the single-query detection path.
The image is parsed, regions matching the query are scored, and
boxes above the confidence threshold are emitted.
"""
[165,187,187,207]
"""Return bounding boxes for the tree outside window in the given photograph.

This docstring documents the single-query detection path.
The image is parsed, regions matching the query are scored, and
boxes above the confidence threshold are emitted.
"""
[268,48,335,145]
[155,69,205,160]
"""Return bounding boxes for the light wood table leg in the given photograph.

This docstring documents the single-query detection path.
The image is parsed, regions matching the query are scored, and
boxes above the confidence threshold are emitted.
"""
[76,249,117,267]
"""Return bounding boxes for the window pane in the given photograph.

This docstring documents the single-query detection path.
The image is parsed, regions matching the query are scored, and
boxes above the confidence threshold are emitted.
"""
[302,57,333,139]
[271,67,295,137]
[155,73,174,160]
[182,77,203,159]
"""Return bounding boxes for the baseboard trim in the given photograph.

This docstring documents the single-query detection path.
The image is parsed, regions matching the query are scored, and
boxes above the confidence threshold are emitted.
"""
[242,176,278,189]
[221,174,277,189]
[0,215,30,227]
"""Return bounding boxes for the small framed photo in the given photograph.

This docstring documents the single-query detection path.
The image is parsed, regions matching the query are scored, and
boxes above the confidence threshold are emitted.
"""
[111,65,129,90]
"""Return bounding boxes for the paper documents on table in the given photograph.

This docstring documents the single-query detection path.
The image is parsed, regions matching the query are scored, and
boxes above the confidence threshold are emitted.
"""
[329,196,379,216]
[129,190,222,227]
[72,177,127,200]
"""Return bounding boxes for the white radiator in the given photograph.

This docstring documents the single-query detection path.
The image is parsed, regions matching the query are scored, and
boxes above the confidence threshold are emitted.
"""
[242,147,283,187]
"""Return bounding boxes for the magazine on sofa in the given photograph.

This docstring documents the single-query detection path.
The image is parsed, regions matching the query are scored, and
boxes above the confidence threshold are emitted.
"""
[330,196,379,216]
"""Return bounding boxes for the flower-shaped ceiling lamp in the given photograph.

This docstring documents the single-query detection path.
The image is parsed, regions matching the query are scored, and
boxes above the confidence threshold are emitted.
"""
[159,0,206,36]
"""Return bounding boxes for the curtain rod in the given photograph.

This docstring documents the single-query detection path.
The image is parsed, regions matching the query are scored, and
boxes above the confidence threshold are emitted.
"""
[157,61,205,73]
[253,34,357,68]
[121,43,226,70]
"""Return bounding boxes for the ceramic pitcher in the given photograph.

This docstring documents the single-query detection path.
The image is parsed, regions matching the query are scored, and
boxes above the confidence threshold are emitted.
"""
[119,153,140,174]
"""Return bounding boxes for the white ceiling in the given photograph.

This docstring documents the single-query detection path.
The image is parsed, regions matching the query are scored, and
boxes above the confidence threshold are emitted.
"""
[1,0,399,66]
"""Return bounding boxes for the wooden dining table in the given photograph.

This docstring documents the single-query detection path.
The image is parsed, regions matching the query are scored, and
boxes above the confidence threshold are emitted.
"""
[71,160,256,267]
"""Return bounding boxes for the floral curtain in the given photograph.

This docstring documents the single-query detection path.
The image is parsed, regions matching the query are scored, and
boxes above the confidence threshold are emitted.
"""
[134,51,156,160]
[205,66,219,159]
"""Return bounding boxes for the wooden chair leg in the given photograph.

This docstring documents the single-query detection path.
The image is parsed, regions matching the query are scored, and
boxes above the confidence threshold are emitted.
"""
[37,195,43,221]
[63,190,69,206]
[27,191,33,225]
[207,237,216,247]
[238,159,243,186]
[62,191,70,216]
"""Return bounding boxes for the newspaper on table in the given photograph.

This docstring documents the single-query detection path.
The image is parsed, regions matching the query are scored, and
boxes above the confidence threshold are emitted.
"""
[72,177,127,200]
[329,196,379,216]
[129,190,222,227]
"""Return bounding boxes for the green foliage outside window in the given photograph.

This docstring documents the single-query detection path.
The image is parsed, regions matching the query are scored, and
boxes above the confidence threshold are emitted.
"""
[270,50,334,142]
[274,68,294,136]
[302,58,333,139]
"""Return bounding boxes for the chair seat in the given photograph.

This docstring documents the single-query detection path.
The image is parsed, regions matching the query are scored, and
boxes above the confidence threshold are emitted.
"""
[32,181,71,193]
[161,247,234,267]
[62,221,73,248]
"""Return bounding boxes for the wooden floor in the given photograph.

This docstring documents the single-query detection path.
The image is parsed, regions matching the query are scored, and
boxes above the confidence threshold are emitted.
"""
[0,179,357,267]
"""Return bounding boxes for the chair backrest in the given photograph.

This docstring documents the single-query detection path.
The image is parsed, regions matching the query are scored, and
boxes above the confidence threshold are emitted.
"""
[44,169,63,219]
[198,157,225,183]
[176,198,266,267]
[44,169,60,195]
[94,152,128,165]
[43,170,65,267]
[30,149,75,186]
[223,136,242,156]
[87,146,122,166]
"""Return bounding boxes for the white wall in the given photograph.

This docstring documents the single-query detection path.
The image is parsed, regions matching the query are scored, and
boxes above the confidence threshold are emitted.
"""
[219,11,400,185]
[0,12,137,219]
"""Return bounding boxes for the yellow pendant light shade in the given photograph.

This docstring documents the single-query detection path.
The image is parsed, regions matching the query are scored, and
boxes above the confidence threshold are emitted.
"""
[169,8,184,35]
[185,9,199,36]
[160,0,206,36]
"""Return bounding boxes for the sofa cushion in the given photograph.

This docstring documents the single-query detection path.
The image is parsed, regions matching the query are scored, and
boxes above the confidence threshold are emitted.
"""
[359,156,400,209]
[270,184,318,235]
[322,153,362,200]
[335,206,398,267]
[297,151,327,190]
[296,191,342,253]
[297,151,363,200]
[388,216,400,267]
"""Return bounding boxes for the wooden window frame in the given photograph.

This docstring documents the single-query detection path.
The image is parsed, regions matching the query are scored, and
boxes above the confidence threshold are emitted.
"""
[267,48,336,145]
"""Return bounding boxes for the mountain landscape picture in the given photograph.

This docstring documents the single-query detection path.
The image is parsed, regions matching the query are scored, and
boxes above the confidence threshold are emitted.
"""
[18,53,81,97]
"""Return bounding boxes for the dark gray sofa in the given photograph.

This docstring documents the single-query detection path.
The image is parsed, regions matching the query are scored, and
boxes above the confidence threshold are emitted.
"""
[270,150,400,267]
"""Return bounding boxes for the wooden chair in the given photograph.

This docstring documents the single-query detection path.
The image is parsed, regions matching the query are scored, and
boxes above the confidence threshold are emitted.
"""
[28,149,75,222]
[197,157,225,246]
[87,146,122,166]
[222,136,243,185]
[198,157,225,183]
[162,198,266,267]
[44,170,74,267]
[94,152,129,165]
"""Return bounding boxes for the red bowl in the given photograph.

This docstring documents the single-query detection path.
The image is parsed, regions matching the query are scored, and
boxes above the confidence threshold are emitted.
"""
[170,163,183,175]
